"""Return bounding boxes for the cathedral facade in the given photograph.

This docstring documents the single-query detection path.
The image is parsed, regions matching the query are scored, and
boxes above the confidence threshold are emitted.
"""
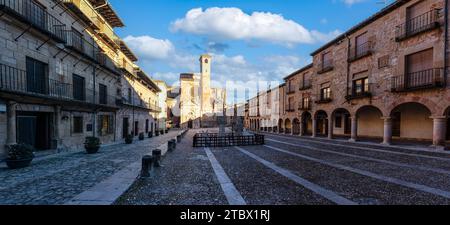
[179,55,226,129]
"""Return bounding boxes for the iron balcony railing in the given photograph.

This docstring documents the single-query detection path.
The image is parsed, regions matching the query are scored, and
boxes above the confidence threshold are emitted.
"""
[391,68,445,92]
[64,30,99,61]
[0,63,118,107]
[0,0,66,42]
[316,89,332,104]
[348,41,374,62]
[299,80,312,90]
[117,97,162,112]
[96,52,121,75]
[317,59,334,74]
[286,106,295,112]
[396,9,441,41]
[286,84,296,95]
[346,84,373,100]
[299,100,311,110]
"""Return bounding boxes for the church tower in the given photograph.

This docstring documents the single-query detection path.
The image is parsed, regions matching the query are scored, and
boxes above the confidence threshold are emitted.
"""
[200,54,212,114]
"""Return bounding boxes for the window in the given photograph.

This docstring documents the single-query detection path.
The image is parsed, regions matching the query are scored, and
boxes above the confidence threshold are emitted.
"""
[302,97,310,109]
[71,28,84,52]
[378,55,390,68]
[73,116,83,134]
[26,57,48,94]
[72,74,85,101]
[355,32,368,56]
[321,87,331,100]
[98,115,114,136]
[99,84,107,105]
[353,77,369,95]
[335,115,342,128]
[288,97,294,110]
[322,52,332,68]
[128,88,132,103]
[406,48,433,74]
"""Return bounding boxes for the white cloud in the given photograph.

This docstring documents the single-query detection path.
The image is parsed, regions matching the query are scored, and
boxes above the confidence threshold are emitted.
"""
[170,7,340,46]
[342,0,366,6]
[123,35,174,60]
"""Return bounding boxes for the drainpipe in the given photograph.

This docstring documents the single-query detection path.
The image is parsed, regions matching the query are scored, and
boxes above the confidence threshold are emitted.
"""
[346,35,351,101]
[93,66,96,138]
[445,0,448,86]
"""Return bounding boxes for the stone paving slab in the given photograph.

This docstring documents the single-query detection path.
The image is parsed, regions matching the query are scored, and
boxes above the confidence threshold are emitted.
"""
[0,130,182,205]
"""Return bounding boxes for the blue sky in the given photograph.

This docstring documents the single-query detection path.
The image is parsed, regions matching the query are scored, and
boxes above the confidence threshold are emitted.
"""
[109,0,393,102]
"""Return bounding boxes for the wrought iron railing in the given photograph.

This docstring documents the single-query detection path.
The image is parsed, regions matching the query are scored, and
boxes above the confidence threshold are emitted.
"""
[299,100,311,110]
[0,63,118,107]
[348,41,374,62]
[346,84,373,100]
[391,68,445,92]
[396,9,441,41]
[318,59,334,74]
[64,30,99,60]
[299,80,312,90]
[193,133,265,147]
[0,0,66,42]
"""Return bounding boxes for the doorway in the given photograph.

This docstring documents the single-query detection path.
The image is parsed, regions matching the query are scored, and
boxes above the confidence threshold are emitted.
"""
[122,118,129,138]
[188,120,193,129]
[134,121,139,136]
[344,114,351,135]
[16,111,52,150]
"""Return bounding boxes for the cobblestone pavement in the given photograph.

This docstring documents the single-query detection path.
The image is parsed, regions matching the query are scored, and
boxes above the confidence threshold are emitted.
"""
[0,131,181,205]
[117,131,450,205]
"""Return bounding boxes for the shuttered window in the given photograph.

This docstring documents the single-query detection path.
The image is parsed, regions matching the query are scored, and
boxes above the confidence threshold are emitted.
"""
[406,48,433,74]
[72,74,85,101]
[355,32,368,56]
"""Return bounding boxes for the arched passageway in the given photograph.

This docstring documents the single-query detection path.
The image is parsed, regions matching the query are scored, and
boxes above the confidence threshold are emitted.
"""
[315,111,328,136]
[293,118,301,135]
[278,119,284,133]
[273,119,278,133]
[285,119,292,134]
[355,106,383,141]
[302,112,313,135]
[332,108,351,137]
[390,102,432,144]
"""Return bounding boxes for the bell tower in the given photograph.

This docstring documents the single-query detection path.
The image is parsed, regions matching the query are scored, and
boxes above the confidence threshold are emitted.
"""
[200,54,212,114]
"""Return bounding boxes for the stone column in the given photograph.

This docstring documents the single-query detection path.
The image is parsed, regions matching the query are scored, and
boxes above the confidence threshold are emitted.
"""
[349,117,358,142]
[54,105,62,149]
[6,101,17,145]
[312,118,317,138]
[431,116,447,148]
[382,117,393,145]
[328,118,334,139]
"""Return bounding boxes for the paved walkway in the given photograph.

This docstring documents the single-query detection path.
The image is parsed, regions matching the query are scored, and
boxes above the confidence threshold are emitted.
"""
[0,131,181,205]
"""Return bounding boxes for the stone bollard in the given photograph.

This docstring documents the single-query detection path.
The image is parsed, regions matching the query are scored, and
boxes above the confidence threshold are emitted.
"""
[152,149,162,167]
[141,155,153,178]
[176,135,182,143]
[168,139,176,151]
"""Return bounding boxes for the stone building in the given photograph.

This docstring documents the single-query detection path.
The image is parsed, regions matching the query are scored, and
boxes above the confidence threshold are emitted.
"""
[247,0,450,149]
[0,0,163,159]
[179,54,226,129]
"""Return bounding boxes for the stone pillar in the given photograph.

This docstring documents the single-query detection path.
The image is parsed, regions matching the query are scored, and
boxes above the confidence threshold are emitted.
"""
[6,101,17,145]
[54,106,62,148]
[328,118,334,139]
[382,117,393,145]
[349,117,358,142]
[312,118,317,138]
[431,116,447,148]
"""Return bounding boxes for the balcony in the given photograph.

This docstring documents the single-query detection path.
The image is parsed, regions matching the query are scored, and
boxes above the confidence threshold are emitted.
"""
[120,60,136,77]
[348,41,374,62]
[116,97,162,112]
[64,30,99,61]
[286,86,296,95]
[317,59,334,74]
[0,63,118,108]
[0,0,66,43]
[62,0,120,49]
[299,101,311,111]
[395,9,441,42]
[96,52,121,76]
[286,105,295,112]
[391,68,445,92]
[299,81,312,90]
[346,84,373,100]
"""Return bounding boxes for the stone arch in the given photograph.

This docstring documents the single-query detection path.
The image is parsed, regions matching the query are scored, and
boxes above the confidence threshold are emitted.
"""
[301,111,313,135]
[284,119,292,134]
[386,96,440,117]
[389,102,433,142]
[331,108,352,137]
[355,105,384,140]
[278,119,284,133]
[314,110,328,136]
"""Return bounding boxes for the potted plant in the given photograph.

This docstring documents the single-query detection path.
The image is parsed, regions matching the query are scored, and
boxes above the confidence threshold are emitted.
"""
[139,132,145,141]
[125,134,133,144]
[155,131,160,136]
[160,130,164,135]
[5,144,35,169]
[148,132,153,138]
[84,137,101,154]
